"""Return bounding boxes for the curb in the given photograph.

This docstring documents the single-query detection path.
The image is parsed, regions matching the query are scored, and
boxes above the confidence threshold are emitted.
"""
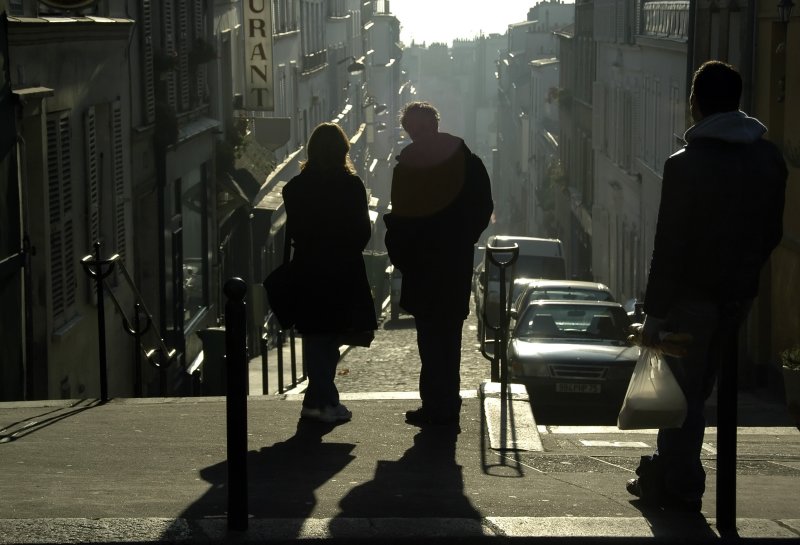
[2,517,798,544]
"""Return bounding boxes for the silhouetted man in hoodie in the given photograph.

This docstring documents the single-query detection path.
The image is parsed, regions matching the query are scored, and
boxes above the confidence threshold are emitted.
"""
[383,101,493,426]
[627,61,787,511]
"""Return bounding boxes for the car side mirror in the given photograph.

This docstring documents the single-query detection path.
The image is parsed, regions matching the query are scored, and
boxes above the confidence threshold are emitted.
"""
[509,308,518,320]
[479,271,486,285]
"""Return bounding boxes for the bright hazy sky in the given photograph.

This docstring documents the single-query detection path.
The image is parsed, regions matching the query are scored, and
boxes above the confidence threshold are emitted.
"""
[389,0,538,46]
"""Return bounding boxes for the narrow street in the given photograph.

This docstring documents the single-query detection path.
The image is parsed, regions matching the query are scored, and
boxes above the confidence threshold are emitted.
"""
[329,296,800,516]
[334,297,491,395]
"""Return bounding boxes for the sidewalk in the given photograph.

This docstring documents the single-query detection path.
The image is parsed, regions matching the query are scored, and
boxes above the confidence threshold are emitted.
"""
[1,392,799,544]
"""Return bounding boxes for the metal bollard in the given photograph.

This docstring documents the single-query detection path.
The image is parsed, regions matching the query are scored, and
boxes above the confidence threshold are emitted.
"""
[224,277,248,531]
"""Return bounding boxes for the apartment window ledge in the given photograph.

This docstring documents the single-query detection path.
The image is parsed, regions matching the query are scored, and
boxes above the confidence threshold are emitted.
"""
[274,29,300,39]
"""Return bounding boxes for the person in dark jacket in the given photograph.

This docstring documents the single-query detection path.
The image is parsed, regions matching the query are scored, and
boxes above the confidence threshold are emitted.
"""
[282,122,377,424]
[627,61,787,511]
[383,101,494,426]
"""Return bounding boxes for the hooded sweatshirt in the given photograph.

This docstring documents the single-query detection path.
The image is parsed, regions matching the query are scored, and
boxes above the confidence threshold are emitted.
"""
[643,111,787,318]
[683,110,767,144]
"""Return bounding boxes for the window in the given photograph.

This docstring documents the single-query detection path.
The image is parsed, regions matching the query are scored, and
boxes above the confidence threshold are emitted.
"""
[162,0,178,110]
[177,0,191,111]
[47,111,78,329]
[327,0,346,17]
[300,0,326,72]
[141,0,156,124]
[84,107,100,249]
[273,0,298,34]
[111,100,127,267]
[193,0,207,106]
[83,101,127,286]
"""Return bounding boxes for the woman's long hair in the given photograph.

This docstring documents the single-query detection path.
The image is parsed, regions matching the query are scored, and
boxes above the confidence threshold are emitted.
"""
[300,122,356,174]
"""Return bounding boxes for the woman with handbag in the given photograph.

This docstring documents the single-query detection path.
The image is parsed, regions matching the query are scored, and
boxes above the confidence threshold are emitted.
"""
[281,122,377,423]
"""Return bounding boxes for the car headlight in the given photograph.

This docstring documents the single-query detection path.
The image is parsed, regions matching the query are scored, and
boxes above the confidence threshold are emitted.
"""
[510,357,550,377]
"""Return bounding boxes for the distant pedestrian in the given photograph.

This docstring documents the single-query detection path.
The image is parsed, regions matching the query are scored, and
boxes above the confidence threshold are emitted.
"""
[383,101,493,426]
[282,122,377,424]
[627,61,787,511]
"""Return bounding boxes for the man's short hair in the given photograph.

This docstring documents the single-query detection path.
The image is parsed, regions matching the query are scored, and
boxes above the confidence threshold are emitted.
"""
[400,101,440,132]
[691,60,742,116]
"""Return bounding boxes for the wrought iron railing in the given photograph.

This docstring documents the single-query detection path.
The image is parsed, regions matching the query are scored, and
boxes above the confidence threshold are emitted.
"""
[80,242,178,400]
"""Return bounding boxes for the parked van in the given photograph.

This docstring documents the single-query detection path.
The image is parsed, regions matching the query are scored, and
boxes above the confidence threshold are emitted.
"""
[474,235,566,340]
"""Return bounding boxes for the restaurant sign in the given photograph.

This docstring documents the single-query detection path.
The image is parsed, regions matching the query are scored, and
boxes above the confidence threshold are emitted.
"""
[243,0,273,111]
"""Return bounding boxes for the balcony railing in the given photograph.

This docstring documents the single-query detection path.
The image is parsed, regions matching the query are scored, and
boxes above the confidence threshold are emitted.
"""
[302,50,327,74]
[642,0,690,39]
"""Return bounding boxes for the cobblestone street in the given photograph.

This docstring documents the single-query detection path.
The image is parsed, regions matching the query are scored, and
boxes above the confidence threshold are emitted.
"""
[334,297,493,394]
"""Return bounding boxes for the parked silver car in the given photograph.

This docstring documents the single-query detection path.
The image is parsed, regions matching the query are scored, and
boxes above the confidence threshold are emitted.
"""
[508,300,638,408]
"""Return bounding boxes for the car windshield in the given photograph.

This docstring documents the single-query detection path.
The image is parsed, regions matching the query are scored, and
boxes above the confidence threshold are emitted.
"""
[514,303,630,343]
[519,288,614,306]
[486,255,566,281]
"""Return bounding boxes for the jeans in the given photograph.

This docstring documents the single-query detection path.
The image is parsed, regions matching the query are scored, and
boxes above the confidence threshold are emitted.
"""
[415,317,464,418]
[302,333,341,410]
[640,298,749,500]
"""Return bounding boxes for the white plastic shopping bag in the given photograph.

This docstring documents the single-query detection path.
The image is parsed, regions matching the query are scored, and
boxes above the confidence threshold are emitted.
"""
[617,347,688,430]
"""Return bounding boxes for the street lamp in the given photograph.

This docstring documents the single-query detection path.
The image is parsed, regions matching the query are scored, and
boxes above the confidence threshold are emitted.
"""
[337,55,366,75]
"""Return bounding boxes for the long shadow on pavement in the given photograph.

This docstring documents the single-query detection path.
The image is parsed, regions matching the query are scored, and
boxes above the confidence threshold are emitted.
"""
[181,418,355,538]
[0,399,102,443]
[330,425,482,531]
[628,499,719,540]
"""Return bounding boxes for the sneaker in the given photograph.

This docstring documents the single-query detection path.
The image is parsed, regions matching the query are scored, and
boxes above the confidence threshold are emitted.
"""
[322,403,352,422]
[301,404,352,423]
[405,407,458,426]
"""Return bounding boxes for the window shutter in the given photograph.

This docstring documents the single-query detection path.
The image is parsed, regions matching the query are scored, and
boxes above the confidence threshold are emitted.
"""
[632,86,641,164]
[47,112,76,326]
[178,0,190,111]
[163,0,178,110]
[84,106,100,247]
[141,0,156,124]
[193,0,206,106]
[591,81,605,152]
[111,100,127,267]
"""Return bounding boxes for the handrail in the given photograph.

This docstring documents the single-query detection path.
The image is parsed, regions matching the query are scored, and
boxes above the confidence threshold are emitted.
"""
[81,241,178,398]
[105,257,177,367]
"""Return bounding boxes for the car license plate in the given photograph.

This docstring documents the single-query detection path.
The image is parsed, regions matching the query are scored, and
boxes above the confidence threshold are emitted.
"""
[556,383,601,394]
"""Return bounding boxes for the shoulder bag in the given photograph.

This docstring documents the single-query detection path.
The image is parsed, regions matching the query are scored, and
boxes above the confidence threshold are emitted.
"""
[263,229,296,330]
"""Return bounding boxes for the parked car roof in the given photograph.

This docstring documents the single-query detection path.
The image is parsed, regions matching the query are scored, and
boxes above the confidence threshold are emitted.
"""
[513,280,615,315]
